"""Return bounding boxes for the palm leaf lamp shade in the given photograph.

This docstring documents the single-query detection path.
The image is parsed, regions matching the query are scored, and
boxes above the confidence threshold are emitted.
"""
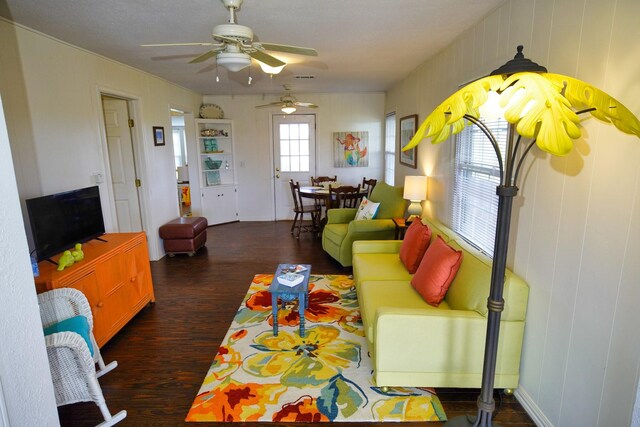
[404,45,640,427]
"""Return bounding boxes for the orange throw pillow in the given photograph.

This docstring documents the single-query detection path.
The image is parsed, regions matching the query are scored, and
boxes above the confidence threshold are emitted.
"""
[399,219,432,273]
[411,235,463,306]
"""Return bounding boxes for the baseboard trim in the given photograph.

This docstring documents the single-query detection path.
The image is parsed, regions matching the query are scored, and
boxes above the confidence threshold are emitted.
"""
[514,386,554,427]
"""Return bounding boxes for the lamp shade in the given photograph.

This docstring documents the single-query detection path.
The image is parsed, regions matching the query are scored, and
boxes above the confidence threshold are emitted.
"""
[403,176,428,201]
[281,105,296,114]
[216,52,251,72]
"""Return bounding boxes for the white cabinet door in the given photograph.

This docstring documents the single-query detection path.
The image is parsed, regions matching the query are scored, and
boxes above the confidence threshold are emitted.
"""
[201,185,238,225]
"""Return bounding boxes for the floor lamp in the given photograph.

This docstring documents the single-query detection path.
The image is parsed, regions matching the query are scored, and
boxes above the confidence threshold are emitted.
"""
[404,46,640,427]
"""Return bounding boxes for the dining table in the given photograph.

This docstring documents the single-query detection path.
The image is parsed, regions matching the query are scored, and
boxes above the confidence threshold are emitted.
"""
[298,185,368,225]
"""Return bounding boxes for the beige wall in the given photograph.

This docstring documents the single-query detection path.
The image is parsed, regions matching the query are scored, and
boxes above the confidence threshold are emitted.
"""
[387,0,640,426]
[0,18,203,260]
[201,92,386,221]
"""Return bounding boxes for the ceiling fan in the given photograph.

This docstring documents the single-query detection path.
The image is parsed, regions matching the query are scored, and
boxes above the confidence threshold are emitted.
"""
[255,92,318,114]
[142,0,317,73]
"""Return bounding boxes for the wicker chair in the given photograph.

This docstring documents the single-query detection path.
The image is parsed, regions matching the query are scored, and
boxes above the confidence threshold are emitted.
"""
[38,288,126,427]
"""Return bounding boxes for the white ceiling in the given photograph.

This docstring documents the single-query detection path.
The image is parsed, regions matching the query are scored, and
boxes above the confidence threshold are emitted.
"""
[1,0,506,96]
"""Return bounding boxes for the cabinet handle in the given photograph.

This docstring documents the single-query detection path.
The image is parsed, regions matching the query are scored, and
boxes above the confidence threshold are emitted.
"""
[97,302,104,308]
[130,276,136,282]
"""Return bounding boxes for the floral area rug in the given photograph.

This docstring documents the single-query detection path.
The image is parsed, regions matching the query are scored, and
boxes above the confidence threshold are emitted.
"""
[186,274,447,422]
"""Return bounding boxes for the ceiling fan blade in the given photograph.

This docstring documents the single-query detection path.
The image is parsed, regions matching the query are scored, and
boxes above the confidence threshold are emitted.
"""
[255,102,285,108]
[259,43,318,56]
[294,102,318,108]
[248,50,285,67]
[189,50,218,64]
[141,42,216,47]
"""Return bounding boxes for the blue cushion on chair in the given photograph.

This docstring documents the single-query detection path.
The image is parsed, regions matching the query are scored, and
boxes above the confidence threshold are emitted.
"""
[44,315,94,357]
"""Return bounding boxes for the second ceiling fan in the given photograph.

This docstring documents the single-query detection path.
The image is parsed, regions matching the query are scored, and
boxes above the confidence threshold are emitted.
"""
[142,0,317,72]
[256,92,318,114]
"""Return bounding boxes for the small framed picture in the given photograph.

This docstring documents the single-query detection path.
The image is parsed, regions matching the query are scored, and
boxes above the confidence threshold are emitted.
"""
[399,114,418,168]
[153,126,165,146]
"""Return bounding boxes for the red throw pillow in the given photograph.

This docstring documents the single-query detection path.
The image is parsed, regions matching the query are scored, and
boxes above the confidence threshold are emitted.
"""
[399,219,432,273]
[411,235,463,306]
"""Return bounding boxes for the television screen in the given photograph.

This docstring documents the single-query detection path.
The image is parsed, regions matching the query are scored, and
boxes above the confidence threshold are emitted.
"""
[26,186,106,262]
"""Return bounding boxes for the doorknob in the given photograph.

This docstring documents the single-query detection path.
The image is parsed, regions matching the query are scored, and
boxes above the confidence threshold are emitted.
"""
[275,167,280,179]
[276,174,280,178]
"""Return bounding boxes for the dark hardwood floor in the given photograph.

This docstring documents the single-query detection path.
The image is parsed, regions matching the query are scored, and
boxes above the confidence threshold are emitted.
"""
[57,221,535,426]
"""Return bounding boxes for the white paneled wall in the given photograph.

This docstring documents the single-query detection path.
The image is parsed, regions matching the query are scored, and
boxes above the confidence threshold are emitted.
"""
[387,0,640,426]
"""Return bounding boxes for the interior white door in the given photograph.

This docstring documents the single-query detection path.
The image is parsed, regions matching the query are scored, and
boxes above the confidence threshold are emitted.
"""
[102,96,143,232]
[273,114,316,220]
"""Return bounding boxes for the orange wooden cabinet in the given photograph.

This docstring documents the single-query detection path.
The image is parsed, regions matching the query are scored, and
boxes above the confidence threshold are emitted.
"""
[35,232,156,347]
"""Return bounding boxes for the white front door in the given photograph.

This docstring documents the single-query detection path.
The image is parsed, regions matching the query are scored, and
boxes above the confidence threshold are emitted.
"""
[273,114,316,220]
[102,96,143,232]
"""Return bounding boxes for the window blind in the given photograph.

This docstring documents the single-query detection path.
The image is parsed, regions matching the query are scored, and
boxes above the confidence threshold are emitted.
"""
[451,118,508,256]
[384,113,396,186]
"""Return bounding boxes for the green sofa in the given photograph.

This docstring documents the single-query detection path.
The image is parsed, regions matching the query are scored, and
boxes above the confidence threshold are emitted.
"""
[322,182,405,267]
[352,217,529,389]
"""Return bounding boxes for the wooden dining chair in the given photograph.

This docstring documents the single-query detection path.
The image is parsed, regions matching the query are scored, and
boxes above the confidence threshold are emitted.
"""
[311,175,337,186]
[361,177,377,198]
[328,185,363,209]
[289,180,321,238]
[310,175,338,214]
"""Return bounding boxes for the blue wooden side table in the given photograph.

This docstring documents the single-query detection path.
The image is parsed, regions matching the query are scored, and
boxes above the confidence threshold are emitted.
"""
[269,264,311,337]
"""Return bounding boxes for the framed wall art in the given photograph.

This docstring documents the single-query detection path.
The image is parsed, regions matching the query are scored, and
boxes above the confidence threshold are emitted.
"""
[334,131,369,167]
[399,114,418,168]
[153,126,165,146]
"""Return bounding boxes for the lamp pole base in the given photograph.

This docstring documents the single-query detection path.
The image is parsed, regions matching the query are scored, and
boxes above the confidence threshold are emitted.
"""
[445,414,501,427]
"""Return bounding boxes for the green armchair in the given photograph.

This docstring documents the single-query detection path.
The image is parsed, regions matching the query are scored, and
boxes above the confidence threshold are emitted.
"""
[322,182,406,267]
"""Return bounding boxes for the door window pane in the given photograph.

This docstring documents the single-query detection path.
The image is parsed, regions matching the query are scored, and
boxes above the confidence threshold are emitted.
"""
[300,124,309,139]
[280,140,290,155]
[300,139,309,155]
[280,124,289,139]
[279,123,310,172]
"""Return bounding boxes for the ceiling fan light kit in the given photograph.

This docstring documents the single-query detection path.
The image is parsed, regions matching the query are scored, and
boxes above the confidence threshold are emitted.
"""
[281,105,296,114]
[258,61,286,75]
[216,52,251,72]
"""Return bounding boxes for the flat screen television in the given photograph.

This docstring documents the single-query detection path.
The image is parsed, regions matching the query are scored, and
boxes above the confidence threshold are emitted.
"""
[26,185,106,262]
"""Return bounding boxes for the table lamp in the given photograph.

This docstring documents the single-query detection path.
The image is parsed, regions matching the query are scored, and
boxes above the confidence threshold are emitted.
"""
[403,175,428,223]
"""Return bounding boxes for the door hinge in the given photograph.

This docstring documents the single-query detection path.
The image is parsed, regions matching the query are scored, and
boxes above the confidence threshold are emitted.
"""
[128,119,135,128]
[135,179,141,187]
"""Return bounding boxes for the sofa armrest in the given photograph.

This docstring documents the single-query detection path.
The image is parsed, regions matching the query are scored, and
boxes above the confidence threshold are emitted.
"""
[353,240,403,255]
[326,208,357,224]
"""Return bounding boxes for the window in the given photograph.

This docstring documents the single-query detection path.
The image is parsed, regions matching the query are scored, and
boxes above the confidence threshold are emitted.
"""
[384,112,396,185]
[279,123,310,172]
[451,118,509,256]
[172,126,187,167]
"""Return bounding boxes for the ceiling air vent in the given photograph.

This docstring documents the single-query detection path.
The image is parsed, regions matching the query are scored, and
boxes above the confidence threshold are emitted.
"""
[294,75,316,79]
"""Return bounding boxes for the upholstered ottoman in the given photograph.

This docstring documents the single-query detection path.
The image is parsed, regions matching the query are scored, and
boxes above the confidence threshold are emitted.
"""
[159,217,208,257]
